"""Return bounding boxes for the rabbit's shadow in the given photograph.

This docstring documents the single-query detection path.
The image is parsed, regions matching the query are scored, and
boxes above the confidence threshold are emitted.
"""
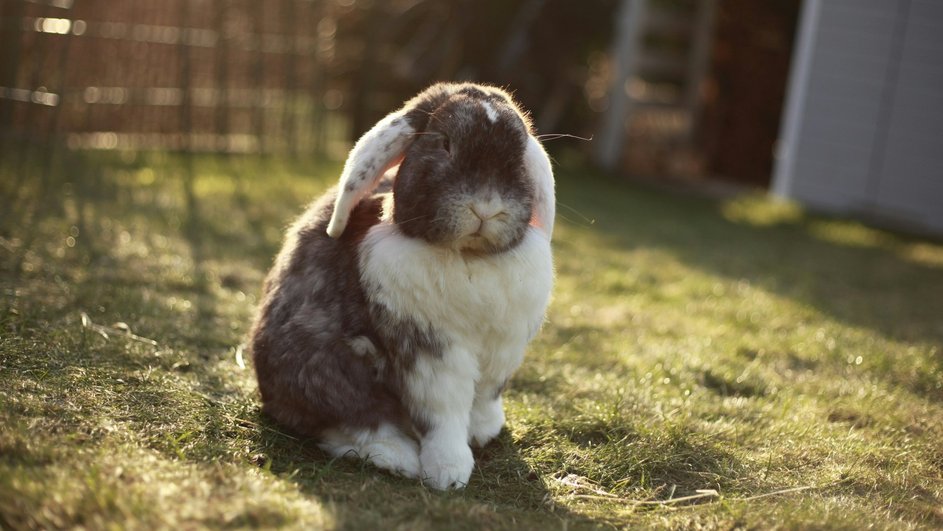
[249,413,583,526]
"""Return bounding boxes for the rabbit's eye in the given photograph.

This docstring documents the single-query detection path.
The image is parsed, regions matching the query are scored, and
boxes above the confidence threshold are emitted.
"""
[438,134,451,154]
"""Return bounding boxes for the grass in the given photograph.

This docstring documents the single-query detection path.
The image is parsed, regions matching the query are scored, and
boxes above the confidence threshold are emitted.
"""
[2,148,942,529]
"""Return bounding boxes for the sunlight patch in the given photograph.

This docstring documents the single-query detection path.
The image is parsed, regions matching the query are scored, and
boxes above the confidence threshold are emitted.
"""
[807,220,890,249]
[900,242,943,269]
[721,196,803,227]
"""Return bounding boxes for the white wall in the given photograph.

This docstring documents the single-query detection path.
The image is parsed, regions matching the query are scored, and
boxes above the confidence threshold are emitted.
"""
[773,0,943,234]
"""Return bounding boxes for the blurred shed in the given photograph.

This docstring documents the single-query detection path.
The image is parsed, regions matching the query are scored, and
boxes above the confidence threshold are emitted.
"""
[772,0,943,235]
[594,0,800,186]
[597,0,942,235]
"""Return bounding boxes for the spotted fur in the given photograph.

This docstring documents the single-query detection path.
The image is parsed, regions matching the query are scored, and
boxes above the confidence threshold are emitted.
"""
[250,83,555,490]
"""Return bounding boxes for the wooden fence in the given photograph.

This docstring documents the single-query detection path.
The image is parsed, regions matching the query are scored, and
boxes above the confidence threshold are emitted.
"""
[0,0,346,158]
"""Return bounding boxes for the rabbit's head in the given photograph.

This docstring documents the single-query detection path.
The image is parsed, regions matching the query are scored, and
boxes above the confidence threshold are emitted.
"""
[327,83,554,252]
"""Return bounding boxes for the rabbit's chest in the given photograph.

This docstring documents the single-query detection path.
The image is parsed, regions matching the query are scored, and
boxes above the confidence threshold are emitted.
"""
[359,224,553,351]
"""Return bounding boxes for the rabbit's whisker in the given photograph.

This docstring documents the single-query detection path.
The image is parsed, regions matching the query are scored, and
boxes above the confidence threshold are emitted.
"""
[536,133,593,142]
[556,200,596,226]
[396,213,430,225]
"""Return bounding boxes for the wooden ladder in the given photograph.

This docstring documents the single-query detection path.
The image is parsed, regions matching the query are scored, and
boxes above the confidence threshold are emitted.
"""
[595,0,717,174]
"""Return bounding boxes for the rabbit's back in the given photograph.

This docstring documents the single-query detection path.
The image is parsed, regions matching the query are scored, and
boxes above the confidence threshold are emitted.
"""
[250,190,410,437]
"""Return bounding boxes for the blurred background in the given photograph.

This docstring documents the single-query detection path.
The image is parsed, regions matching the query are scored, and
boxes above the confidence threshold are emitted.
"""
[4,3,943,526]
[0,0,940,232]
[0,0,796,185]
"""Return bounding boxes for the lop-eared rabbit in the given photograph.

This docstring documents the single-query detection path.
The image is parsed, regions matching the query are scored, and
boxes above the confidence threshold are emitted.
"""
[250,83,555,490]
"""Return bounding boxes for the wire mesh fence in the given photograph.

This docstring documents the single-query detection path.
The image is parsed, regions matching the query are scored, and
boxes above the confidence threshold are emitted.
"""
[0,0,346,161]
[0,0,372,279]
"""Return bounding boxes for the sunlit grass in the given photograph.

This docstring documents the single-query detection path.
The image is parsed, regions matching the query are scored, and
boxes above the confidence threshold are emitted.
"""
[2,151,942,529]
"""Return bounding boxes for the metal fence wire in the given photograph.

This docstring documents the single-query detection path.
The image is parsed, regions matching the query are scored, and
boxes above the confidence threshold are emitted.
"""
[0,0,343,161]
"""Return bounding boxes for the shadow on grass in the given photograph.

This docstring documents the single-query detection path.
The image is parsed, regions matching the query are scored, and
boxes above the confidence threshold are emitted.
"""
[555,169,943,401]
[509,364,751,504]
[4,149,939,525]
[234,411,591,527]
[0,150,602,528]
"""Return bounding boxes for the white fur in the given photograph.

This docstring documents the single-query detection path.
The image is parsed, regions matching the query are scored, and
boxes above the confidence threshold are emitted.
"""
[359,223,553,489]
[481,100,499,123]
[319,422,421,478]
[322,87,556,488]
[469,394,505,447]
[327,113,415,238]
[524,135,556,239]
[408,349,478,489]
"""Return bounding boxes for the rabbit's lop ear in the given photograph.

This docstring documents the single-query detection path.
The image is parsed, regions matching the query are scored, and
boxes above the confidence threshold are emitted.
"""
[326,113,416,238]
[524,135,556,240]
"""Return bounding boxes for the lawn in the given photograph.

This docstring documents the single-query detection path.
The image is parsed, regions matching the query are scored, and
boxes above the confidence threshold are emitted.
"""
[1,150,942,529]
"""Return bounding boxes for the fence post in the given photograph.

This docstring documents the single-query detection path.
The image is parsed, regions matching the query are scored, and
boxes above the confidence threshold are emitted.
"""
[252,0,266,155]
[282,0,298,158]
[0,0,26,163]
[214,0,230,154]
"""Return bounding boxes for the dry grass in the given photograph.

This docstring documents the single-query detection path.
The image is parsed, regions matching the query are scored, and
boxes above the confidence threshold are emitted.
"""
[2,151,942,529]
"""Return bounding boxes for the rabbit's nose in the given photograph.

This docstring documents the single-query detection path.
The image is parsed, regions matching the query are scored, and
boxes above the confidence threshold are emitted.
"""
[470,201,504,221]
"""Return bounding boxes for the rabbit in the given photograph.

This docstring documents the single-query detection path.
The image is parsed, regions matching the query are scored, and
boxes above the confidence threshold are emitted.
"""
[249,82,555,490]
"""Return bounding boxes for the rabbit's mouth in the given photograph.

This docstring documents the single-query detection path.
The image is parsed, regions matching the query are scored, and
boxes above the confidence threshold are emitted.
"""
[393,185,532,255]
[442,191,530,254]
[453,216,526,255]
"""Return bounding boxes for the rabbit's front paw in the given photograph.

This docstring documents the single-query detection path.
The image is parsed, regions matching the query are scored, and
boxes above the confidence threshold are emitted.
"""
[469,397,505,447]
[363,433,421,479]
[420,436,474,490]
